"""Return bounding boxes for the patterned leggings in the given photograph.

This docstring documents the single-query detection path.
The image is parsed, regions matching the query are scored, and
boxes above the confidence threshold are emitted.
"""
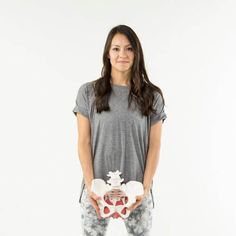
[80,189,153,236]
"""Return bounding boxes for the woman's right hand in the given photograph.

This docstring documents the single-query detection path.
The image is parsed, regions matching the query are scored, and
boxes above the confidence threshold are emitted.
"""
[86,186,102,219]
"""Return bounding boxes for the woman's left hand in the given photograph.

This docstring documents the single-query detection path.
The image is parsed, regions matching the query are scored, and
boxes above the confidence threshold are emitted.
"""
[127,187,150,212]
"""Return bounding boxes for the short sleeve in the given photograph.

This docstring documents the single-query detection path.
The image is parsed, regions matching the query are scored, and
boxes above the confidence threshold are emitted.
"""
[72,83,89,118]
[150,92,167,125]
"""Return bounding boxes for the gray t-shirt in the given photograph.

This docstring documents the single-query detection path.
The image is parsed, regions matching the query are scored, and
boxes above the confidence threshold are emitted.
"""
[72,81,167,207]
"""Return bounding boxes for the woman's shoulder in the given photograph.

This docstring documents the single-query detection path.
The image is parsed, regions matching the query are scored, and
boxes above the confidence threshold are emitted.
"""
[77,80,96,98]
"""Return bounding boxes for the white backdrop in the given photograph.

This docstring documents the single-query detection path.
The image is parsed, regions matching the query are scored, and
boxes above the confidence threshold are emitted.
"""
[0,0,235,235]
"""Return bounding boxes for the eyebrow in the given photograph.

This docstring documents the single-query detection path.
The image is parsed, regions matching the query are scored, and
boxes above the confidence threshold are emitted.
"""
[111,44,132,47]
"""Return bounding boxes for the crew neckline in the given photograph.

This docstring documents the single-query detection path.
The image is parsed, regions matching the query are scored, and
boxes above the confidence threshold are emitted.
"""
[111,83,130,88]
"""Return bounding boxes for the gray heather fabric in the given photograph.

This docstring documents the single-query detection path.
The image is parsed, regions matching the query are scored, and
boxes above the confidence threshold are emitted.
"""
[72,81,167,208]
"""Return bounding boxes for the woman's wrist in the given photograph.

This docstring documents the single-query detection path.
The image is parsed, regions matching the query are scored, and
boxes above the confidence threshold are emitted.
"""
[85,178,93,192]
[143,185,151,195]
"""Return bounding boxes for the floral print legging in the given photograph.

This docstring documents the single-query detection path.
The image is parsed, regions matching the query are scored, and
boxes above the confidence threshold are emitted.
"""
[80,189,153,236]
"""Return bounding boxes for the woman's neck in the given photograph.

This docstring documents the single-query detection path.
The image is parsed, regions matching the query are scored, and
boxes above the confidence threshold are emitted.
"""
[110,71,131,86]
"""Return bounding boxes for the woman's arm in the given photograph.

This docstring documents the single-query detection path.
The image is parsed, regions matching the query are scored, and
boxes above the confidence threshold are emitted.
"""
[76,113,101,218]
[143,120,163,193]
[128,120,163,212]
[76,113,94,190]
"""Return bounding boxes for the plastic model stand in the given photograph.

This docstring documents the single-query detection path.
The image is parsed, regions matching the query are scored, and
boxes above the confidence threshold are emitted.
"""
[91,170,144,219]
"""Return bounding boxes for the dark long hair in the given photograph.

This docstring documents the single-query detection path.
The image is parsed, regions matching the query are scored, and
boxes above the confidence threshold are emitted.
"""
[92,24,166,117]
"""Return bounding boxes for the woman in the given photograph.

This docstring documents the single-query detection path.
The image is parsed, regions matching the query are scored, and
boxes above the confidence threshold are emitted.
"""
[73,24,167,235]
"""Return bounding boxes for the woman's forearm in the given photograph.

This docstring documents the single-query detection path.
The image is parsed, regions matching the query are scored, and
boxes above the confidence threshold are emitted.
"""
[143,140,161,191]
[78,142,94,190]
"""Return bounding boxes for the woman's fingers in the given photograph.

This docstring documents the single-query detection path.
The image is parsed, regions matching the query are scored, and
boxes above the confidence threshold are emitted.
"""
[90,197,102,219]
[127,195,143,211]
[89,192,102,219]
[91,192,101,201]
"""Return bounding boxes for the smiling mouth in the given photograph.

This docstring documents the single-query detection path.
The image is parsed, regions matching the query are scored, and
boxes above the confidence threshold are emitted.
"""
[118,61,129,63]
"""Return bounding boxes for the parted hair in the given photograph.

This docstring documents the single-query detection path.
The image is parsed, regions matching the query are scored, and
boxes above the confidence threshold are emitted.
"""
[92,24,166,117]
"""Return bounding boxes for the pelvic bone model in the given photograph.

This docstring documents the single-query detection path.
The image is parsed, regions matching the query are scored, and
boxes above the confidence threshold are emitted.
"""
[91,170,144,219]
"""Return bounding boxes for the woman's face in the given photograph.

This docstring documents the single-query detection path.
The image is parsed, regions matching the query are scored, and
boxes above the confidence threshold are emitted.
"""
[108,33,134,73]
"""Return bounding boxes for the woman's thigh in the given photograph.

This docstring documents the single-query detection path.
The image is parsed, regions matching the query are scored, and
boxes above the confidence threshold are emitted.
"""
[80,189,110,236]
[123,193,153,236]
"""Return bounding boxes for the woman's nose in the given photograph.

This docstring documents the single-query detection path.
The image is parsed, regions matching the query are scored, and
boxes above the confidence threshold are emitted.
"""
[119,49,128,57]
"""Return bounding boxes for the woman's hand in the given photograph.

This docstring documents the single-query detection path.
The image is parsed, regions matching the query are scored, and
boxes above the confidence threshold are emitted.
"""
[127,187,150,212]
[86,186,102,219]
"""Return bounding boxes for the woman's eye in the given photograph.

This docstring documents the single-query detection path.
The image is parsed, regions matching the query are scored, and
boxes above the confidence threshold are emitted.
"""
[112,47,133,52]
